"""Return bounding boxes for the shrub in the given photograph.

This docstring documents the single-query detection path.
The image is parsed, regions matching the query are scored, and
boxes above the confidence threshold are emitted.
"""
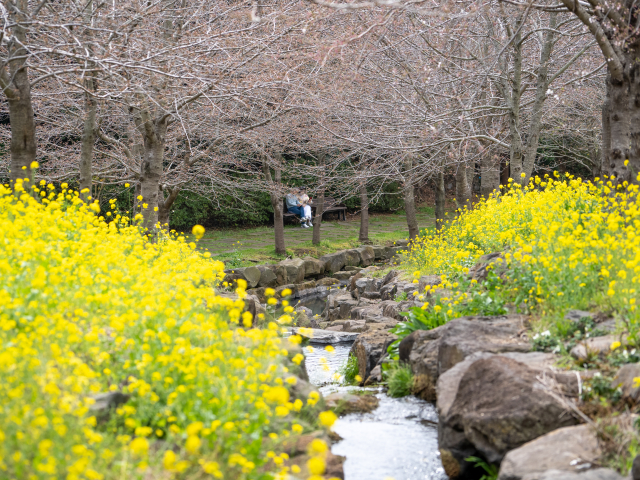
[0,179,323,479]
[340,354,360,385]
[386,363,414,398]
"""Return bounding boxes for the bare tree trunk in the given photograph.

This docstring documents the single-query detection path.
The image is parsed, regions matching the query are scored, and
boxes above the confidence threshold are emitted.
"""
[1,0,36,184]
[603,60,640,184]
[263,157,285,254]
[312,192,324,246]
[480,155,501,198]
[273,171,286,254]
[358,183,369,243]
[455,162,473,209]
[599,89,610,181]
[139,117,167,229]
[79,78,97,200]
[500,157,510,186]
[435,164,446,233]
[157,187,180,227]
[312,154,326,245]
[403,156,419,240]
[521,13,556,184]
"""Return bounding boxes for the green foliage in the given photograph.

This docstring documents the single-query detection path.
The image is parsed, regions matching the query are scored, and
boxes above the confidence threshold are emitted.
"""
[171,190,272,230]
[581,373,622,403]
[340,354,360,385]
[386,362,414,398]
[465,457,499,480]
[394,291,408,302]
[387,307,448,359]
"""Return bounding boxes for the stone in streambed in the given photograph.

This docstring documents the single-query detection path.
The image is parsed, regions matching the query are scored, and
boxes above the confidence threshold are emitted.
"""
[291,327,359,344]
[350,330,397,384]
[497,424,602,480]
[325,392,379,414]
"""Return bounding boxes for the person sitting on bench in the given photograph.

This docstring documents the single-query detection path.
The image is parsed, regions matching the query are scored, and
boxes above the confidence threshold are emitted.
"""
[285,188,309,228]
[298,187,313,227]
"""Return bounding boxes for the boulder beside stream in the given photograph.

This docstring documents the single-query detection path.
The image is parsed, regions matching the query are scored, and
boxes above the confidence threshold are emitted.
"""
[438,356,579,478]
[406,314,531,401]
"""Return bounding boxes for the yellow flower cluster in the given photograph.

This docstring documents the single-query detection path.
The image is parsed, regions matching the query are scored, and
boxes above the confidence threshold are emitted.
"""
[0,180,324,479]
[405,173,640,324]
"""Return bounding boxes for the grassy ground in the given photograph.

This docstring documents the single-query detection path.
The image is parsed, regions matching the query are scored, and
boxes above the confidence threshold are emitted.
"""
[192,206,439,268]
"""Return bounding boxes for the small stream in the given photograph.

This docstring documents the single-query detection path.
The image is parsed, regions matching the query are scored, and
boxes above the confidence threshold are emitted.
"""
[301,310,448,480]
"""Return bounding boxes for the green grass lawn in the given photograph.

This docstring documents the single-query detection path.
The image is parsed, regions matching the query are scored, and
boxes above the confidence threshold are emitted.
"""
[189,210,441,268]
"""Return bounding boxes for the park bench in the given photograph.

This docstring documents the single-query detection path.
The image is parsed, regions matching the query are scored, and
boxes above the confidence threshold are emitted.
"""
[282,196,347,222]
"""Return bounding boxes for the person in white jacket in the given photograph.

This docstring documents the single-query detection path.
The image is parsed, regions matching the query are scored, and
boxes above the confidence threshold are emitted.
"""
[298,188,313,227]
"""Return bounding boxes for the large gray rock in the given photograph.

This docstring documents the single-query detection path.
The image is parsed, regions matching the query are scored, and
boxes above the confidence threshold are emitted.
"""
[571,333,627,361]
[257,265,278,288]
[302,256,326,277]
[437,351,559,419]
[438,315,531,374]
[344,249,361,267]
[276,258,306,285]
[439,356,579,478]
[498,424,602,480]
[407,315,531,401]
[611,363,640,403]
[235,266,261,288]
[372,245,393,260]
[350,330,398,383]
[534,469,624,480]
[355,246,375,267]
[320,251,346,274]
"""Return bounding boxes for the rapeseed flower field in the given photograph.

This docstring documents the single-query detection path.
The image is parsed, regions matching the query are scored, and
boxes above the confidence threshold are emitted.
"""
[403,173,640,336]
[0,178,332,480]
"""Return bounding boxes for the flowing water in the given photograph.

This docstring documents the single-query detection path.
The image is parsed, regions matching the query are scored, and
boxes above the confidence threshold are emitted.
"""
[302,330,448,480]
